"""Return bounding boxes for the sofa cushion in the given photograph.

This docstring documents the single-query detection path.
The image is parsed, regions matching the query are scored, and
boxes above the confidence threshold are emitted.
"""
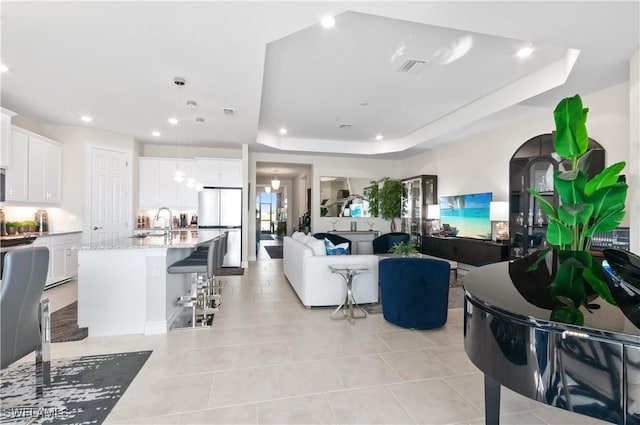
[292,231,305,241]
[324,238,349,255]
[307,237,327,256]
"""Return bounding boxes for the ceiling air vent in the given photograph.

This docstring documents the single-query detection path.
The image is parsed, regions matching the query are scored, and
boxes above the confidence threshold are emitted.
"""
[222,107,235,116]
[338,123,352,129]
[397,58,429,74]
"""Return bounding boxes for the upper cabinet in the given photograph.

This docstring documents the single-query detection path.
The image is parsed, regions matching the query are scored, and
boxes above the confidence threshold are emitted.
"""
[28,135,62,203]
[139,157,198,209]
[0,109,15,168]
[195,158,242,187]
[5,129,28,202]
[5,126,61,205]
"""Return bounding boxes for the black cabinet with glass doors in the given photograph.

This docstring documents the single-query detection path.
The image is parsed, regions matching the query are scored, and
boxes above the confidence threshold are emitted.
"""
[401,175,437,248]
[509,134,604,260]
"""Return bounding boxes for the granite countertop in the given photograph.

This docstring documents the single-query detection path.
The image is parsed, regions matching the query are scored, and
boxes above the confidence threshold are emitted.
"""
[37,230,83,236]
[79,229,224,250]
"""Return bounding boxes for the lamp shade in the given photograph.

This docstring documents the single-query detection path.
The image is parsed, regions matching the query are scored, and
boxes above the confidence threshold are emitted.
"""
[264,186,271,193]
[490,201,509,221]
[427,204,440,220]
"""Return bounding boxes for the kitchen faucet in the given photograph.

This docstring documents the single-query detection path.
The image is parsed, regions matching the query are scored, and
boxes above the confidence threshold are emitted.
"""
[154,207,173,238]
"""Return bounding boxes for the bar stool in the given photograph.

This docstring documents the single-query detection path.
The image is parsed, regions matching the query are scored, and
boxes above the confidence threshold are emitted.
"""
[168,238,220,327]
[188,231,228,296]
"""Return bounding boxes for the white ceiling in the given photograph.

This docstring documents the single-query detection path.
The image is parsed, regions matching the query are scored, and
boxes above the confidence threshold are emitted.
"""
[1,1,638,159]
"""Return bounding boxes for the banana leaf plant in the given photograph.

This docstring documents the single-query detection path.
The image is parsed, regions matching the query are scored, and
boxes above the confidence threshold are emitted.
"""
[528,94,628,317]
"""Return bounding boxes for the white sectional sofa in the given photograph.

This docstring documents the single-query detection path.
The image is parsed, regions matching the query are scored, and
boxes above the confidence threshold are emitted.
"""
[282,234,379,307]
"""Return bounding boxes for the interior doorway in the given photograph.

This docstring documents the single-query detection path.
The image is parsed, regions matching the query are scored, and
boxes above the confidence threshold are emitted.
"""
[259,193,275,234]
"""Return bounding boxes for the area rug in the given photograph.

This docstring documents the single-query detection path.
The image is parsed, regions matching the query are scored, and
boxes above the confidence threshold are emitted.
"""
[51,301,88,343]
[216,267,244,276]
[264,245,283,259]
[260,234,275,241]
[0,351,151,424]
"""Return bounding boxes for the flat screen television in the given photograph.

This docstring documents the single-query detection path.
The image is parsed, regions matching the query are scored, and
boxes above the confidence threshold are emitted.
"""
[439,192,492,239]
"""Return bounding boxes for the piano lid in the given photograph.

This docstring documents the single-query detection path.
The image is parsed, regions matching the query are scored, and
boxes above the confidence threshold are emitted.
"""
[463,259,640,342]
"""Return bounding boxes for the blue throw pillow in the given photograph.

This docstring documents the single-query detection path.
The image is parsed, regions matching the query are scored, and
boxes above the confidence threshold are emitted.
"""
[324,238,349,255]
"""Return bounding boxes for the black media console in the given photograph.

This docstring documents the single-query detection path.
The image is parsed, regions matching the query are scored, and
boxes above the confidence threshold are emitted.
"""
[421,236,509,266]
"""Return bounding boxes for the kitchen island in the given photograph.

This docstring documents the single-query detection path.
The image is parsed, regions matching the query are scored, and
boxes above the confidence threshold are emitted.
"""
[78,230,224,337]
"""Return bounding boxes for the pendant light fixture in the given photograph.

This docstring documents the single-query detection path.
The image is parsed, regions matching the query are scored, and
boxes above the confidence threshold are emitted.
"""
[172,76,186,183]
[271,170,280,191]
[265,186,271,193]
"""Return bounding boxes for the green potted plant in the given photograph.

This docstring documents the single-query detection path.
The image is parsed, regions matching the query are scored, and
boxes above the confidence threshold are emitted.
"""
[22,220,38,233]
[528,94,628,324]
[6,221,19,235]
[378,177,402,232]
[389,240,418,256]
[366,180,380,217]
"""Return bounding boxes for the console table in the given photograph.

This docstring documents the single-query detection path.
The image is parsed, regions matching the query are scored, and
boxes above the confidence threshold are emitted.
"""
[421,235,508,266]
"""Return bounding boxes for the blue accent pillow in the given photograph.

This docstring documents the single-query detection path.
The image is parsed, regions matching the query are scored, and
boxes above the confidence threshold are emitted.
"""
[324,238,349,255]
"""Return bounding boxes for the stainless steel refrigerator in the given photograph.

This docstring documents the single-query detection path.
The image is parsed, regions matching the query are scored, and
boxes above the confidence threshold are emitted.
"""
[198,187,242,267]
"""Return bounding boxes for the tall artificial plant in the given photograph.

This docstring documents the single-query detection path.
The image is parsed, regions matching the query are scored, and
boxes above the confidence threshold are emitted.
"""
[367,180,380,217]
[378,177,403,232]
[528,94,628,252]
[527,94,627,324]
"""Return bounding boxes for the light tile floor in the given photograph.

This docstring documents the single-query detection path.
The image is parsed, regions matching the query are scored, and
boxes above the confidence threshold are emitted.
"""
[45,241,608,425]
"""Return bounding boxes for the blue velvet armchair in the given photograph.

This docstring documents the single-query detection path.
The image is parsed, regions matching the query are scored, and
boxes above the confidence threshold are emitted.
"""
[379,257,450,329]
[372,232,410,254]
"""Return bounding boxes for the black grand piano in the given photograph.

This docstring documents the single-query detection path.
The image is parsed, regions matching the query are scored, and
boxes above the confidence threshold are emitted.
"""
[463,250,640,425]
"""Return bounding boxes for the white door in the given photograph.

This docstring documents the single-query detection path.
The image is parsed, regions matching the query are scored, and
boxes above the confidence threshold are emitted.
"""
[91,147,130,243]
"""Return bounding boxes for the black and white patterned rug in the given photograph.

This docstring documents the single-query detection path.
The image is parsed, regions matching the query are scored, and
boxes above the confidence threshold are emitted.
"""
[0,351,151,424]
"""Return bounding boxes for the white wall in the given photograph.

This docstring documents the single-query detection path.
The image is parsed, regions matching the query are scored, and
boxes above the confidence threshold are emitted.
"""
[404,82,633,230]
[143,144,241,159]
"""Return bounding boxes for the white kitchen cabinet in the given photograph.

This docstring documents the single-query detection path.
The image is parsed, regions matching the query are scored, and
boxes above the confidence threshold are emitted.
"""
[138,157,197,209]
[176,160,198,207]
[31,236,53,282]
[5,129,29,202]
[33,233,81,287]
[28,134,62,204]
[139,158,159,208]
[0,110,14,168]
[195,158,242,187]
[5,127,61,205]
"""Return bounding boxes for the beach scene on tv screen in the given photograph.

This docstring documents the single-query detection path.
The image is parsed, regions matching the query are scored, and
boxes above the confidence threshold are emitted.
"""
[439,192,492,239]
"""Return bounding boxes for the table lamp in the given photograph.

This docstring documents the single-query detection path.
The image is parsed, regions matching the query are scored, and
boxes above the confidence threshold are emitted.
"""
[427,204,441,235]
[490,201,509,242]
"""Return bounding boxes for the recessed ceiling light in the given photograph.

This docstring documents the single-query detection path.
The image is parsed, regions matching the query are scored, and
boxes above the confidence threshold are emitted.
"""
[152,131,161,137]
[517,46,533,58]
[360,101,369,106]
[81,115,92,123]
[375,134,383,141]
[168,118,179,125]
[321,15,335,28]
[0,64,8,73]
[195,117,205,124]
[279,127,287,135]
